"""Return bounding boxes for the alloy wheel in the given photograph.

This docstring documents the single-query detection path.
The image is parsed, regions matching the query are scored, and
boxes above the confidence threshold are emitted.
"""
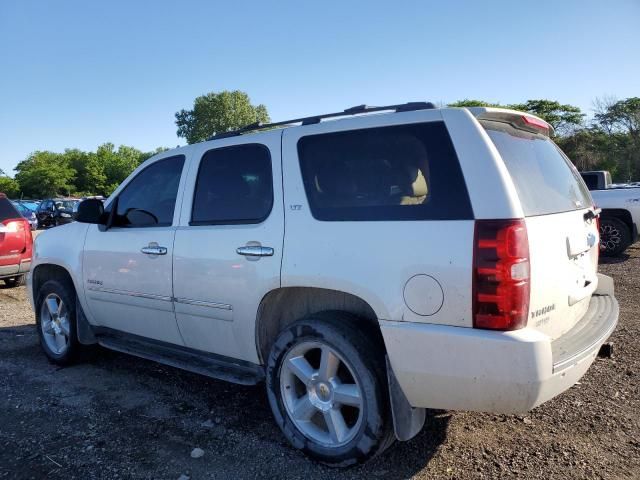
[600,223,621,253]
[40,293,71,355]
[280,341,363,447]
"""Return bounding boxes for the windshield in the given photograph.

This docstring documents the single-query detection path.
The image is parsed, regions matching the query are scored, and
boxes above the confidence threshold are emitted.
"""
[12,202,30,216]
[482,121,592,216]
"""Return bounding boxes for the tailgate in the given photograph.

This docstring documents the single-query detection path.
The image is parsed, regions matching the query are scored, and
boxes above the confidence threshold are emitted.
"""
[0,198,28,267]
[480,115,598,340]
[526,209,599,339]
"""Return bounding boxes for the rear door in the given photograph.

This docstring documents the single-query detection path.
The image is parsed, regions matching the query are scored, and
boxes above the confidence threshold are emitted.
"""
[482,119,599,339]
[173,132,283,363]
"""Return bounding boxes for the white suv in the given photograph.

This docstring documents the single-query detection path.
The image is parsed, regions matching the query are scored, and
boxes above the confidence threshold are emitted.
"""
[28,103,618,466]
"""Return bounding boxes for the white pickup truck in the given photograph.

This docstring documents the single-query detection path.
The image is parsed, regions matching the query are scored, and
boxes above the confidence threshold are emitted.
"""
[580,170,640,256]
[28,104,618,466]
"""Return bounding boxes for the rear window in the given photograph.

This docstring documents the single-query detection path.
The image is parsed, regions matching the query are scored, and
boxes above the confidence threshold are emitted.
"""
[581,173,599,191]
[297,122,472,221]
[483,121,592,216]
[0,196,21,222]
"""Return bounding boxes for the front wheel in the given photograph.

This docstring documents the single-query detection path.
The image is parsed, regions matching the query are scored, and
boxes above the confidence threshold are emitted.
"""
[35,279,81,365]
[266,313,394,466]
[600,217,631,257]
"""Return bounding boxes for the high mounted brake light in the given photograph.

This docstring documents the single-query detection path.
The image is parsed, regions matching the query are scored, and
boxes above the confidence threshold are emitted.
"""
[522,115,549,132]
[473,219,530,331]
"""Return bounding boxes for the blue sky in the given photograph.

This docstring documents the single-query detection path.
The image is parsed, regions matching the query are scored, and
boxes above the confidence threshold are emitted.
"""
[1,0,638,175]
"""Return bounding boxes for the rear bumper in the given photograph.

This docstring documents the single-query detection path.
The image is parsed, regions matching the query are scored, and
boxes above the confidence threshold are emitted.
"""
[381,287,618,414]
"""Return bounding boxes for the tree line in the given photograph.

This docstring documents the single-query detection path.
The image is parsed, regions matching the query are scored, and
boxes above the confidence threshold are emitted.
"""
[1,91,637,199]
[449,97,640,182]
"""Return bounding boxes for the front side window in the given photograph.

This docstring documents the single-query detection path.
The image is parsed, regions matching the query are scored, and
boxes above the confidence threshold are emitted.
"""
[112,155,185,227]
[191,144,273,225]
[297,122,472,221]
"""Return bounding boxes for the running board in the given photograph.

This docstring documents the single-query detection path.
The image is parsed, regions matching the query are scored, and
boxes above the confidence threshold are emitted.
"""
[94,327,264,385]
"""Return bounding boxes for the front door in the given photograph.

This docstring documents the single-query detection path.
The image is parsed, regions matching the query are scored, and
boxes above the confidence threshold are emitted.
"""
[83,154,187,345]
[172,133,284,363]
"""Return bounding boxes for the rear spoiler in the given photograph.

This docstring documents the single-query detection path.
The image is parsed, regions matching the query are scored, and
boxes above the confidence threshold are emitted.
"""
[466,107,554,137]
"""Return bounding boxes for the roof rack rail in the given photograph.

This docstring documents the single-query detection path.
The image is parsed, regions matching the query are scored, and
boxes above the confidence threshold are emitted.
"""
[207,101,436,140]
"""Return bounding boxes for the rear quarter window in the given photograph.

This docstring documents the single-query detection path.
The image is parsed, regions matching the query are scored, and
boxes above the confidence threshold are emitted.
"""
[297,121,473,221]
[482,121,592,216]
[0,196,21,222]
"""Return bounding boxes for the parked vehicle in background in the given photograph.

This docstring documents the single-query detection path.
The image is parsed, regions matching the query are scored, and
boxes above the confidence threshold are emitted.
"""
[12,201,38,230]
[36,199,79,227]
[28,104,618,465]
[580,171,640,256]
[16,200,40,212]
[0,193,33,287]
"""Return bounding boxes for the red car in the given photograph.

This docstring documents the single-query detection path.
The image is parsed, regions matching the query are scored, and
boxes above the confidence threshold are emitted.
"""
[0,193,33,287]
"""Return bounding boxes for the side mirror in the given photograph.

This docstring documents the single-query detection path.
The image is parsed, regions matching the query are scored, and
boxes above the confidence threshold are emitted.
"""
[75,199,105,224]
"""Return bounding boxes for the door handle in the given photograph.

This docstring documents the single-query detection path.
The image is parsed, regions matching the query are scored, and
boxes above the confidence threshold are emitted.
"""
[141,245,168,255]
[236,246,274,257]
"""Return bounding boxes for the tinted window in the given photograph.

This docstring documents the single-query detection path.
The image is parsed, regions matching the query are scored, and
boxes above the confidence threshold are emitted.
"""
[482,121,592,216]
[297,122,472,221]
[191,144,273,225]
[113,156,185,227]
[581,174,599,191]
[0,197,20,222]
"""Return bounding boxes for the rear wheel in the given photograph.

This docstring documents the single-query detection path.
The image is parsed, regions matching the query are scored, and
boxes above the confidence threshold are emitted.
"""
[266,313,394,466]
[2,275,25,288]
[35,279,81,365]
[600,217,631,257]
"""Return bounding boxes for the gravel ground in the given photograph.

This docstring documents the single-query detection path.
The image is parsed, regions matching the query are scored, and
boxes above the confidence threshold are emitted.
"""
[0,244,638,479]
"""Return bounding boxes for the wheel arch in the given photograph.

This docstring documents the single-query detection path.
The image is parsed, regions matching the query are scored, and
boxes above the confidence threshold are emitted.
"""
[255,287,383,364]
[32,263,77,300]
[601,208,633,233]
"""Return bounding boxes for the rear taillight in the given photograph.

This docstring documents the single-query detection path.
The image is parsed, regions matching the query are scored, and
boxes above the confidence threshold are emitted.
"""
[473,219,530,331]
[1,219,25,232]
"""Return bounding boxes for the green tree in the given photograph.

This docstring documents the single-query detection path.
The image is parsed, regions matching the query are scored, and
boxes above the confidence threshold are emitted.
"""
[14,151,76,198]
[66,148,107,196]
[175,90,270,144]
[448,99,501,108]
[507,99,584,136]
[0,176,20,197]
[591,97,640,181]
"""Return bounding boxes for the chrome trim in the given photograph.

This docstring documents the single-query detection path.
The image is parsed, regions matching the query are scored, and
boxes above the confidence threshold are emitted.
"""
[86,286,173,302]
[173,297,232,311]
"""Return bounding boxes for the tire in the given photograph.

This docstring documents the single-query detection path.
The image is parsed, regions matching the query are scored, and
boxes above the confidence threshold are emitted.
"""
[35,279,81,365]
[266,312,394,467]
[600,217,631,257]
[2,275,25,288]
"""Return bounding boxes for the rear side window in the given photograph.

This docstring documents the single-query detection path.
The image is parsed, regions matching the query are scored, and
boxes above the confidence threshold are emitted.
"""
[297,122,472,221]
[483,121,592,216]
[0,196,21,222]
[191,144,273,225]
[581,174,598,191]
[114,155,185,227]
